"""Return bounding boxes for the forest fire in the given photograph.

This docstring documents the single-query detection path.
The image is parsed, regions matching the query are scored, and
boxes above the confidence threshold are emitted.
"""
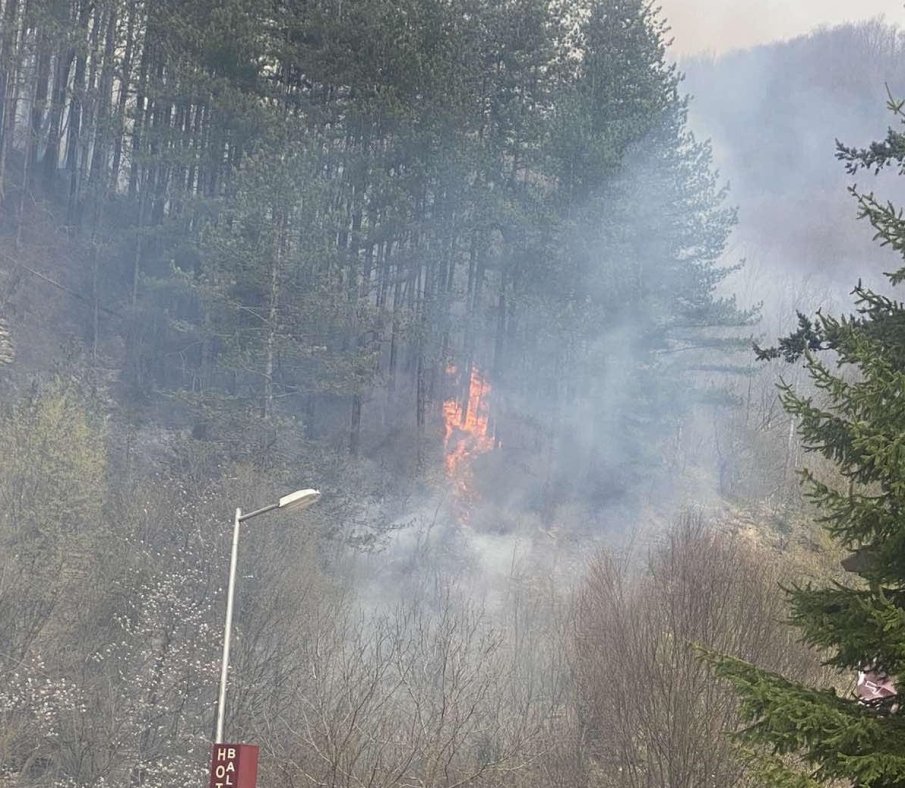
[443,365,494,504]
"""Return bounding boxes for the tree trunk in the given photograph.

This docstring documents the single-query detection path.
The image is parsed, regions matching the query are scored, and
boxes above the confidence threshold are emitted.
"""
[110,0,138,190]
[0,0,21,203]
[44,48,76,187]
[263,209,286,421]
[88,4,117,192]
[28,44,51,184]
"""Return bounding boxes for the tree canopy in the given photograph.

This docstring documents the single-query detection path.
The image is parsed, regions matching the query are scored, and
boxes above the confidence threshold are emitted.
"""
[0,0,746,503]
[703,97,905,787]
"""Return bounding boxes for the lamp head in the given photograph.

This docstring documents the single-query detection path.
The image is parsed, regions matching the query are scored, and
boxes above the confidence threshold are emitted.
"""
[278,488,321,512]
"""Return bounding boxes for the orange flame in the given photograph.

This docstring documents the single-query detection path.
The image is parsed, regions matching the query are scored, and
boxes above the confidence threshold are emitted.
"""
[443,365,494,504]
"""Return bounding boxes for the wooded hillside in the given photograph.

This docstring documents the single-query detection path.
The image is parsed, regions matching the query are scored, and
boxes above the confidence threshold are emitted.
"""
[0,5,895,787]
[0,0,747,509]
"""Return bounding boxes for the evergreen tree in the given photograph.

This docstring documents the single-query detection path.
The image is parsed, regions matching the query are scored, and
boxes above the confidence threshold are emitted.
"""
[0,0,751,487]
[702,98,905,786]
[505,0,750,502]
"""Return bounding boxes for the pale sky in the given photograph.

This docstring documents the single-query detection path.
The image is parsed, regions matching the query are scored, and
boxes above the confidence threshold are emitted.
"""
[660,0,905,56]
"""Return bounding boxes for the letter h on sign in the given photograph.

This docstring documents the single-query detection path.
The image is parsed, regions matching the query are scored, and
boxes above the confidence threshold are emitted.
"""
[209,743,258,788]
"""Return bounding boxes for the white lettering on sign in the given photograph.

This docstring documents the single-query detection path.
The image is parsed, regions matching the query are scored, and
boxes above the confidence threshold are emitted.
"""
[210,744,248,788]
[215,764,237,780]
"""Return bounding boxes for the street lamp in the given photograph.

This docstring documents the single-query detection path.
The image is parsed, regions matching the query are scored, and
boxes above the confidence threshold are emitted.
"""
[214,488,321,745]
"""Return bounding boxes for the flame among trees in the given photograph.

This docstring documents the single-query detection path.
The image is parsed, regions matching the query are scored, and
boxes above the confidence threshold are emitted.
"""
[442,366,495,503]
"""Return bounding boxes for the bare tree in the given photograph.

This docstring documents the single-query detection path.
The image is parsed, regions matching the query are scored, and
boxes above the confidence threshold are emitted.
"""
[574,513,828,787]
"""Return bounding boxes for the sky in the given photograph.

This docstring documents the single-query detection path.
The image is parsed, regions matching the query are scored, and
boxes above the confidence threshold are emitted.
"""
[660,0,905,56]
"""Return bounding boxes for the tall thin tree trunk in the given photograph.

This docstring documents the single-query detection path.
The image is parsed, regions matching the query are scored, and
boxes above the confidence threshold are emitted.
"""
[44,48,75,186]
[131,188,145,306]
[28,43,51,183]
[128,28,150,197]
[0,0,21,203]
[88,4,117,191]
[111,0,137,190]
[65,0,94,225]
[264,210,286,421]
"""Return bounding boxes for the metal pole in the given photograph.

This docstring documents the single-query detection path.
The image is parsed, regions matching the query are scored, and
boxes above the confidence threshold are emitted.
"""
[215,507,242,744]
[238,502,278,522]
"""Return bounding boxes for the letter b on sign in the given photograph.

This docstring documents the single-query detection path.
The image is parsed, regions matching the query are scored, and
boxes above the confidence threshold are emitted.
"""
[209,743,258,788]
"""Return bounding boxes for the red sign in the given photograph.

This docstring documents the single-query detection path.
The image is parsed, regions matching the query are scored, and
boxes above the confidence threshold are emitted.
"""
[209,743,258,788]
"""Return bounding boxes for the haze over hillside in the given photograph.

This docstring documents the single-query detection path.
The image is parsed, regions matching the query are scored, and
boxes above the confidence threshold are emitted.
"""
[684,20,905,318]
[663,1,905,56]
[0,3,901,785]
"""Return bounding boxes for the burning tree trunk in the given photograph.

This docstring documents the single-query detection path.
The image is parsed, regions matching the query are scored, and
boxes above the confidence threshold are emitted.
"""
[443,365,495,515]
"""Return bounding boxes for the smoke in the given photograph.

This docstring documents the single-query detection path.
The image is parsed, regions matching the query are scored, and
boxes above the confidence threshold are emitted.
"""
[683,19,905,328]
[350,20,905,615]
[662,2,905,57]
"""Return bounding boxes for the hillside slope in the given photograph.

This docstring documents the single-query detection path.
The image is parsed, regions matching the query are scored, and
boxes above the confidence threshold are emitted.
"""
[684,19,905,306]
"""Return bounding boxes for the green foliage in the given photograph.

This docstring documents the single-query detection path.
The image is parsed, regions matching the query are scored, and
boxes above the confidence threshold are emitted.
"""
[701,651,905,786]
[735,744,825,788]
[754,312,824,362]
[0,379,106,539]
[705,99,905,786]
[0,0,749,497]
[0,378,107,684]
[503,0,752,499]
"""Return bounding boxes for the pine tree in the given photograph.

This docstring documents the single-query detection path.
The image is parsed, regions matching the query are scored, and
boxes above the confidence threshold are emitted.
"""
[508,0,750,502]
[702,97,905,787]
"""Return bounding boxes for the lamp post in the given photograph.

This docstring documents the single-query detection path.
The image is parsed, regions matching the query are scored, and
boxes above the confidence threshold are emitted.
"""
[214,488,321,744]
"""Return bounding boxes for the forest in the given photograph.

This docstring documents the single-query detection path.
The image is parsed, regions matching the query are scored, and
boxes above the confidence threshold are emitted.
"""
[1,0,905,785]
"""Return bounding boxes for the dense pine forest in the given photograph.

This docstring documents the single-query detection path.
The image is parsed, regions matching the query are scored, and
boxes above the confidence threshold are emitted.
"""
[1,1,904,785]
[0,0,749,500]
